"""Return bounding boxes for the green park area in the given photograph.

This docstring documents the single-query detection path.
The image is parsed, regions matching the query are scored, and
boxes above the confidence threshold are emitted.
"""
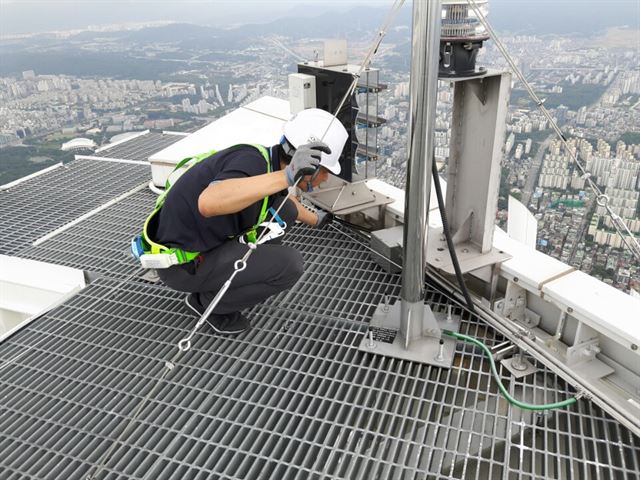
[511,83,607,111]
[620,131,640,145]
[0,135,78,185]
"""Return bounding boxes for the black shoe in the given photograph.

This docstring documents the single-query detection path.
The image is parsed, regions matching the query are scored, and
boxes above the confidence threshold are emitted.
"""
[184,293,206,316]
[206,311,250,335]
[184,293,250,335]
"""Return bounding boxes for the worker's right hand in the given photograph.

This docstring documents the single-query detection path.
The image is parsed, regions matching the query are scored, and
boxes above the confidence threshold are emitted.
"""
[315,210,333,229]
[285,141,332,187]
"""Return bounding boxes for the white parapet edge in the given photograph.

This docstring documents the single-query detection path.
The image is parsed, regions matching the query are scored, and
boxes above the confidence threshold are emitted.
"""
[0,289,84,347]
[0,162,64,191]
[32,183,148,247]
[0,255,86,345]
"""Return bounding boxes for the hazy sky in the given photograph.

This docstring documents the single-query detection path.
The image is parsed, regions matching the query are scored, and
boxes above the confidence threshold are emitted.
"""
[1,0,389,33]
[0,0,638,36]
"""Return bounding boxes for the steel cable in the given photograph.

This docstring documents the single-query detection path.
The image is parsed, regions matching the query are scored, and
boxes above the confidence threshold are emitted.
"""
[466,0,640,262]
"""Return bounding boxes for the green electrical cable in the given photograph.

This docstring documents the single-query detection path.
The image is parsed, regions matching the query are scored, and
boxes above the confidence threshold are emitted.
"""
[443,330,579,411]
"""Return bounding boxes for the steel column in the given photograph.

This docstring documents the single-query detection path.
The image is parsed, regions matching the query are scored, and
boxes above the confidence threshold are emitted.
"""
[400,0,442,339]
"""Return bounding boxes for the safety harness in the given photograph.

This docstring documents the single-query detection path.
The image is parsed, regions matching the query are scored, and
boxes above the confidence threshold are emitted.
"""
[131,144,271,269]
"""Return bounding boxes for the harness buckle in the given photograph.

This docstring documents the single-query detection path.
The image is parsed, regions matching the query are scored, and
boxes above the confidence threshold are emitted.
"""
[238,221,286,245]
[139,253,180,269]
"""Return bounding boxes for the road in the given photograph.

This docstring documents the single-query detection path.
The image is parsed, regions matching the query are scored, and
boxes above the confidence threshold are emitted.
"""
[568,199,596,265]
[521,134,554,207]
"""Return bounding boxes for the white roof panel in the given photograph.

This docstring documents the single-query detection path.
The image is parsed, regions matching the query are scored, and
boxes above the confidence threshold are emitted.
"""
[242,96,293,120]
[493,228,574,292]
[149,97,289,166]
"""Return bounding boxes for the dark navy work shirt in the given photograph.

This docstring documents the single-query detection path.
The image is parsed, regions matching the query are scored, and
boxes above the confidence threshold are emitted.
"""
[155,144,285,252]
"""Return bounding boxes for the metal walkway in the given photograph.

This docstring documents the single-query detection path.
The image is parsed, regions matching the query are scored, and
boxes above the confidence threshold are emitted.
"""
[92,132,184,163]
[18,188,156,280]
[1,216,639,479]
[0,159,149,255]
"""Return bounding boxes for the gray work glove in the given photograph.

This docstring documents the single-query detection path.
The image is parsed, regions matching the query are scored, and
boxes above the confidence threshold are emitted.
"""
[284,141,332,186]
[315,210,333,229]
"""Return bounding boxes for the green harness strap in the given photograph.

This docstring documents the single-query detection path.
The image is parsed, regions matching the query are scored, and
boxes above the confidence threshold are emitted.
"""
[142,144,271,264]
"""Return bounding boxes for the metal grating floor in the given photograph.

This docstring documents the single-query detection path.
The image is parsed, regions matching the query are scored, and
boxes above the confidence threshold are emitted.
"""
[17,189,156,279]
[94,132,184,162]
[1,223,639,480]
[0,158,149,255]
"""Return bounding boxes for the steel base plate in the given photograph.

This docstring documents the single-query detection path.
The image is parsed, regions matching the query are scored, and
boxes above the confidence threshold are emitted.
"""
[502,356,539,379]
[359,302,461,368]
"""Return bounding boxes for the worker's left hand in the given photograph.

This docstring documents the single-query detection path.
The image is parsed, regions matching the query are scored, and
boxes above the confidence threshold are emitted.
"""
[315,210,333,229]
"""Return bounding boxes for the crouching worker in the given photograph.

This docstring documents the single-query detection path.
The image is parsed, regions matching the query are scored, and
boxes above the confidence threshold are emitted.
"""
[146,108,348,335]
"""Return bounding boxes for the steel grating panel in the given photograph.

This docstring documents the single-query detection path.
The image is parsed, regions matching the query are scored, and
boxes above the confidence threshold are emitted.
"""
[0,159,149,255]
[94,133,184,162]
[275,225,403,323]
[18,189,157,279]
[1,225,639,480]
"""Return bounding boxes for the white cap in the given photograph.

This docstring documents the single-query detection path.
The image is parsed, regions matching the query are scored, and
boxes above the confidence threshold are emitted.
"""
[283,108,348,175]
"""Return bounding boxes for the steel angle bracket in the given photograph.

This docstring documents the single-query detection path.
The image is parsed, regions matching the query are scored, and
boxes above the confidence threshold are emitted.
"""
[359,301,461,368]
[427,226,512,275]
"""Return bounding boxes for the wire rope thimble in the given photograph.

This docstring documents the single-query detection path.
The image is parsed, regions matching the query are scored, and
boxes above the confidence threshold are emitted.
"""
[177,338,191,352]
[596,194,609,207]
[234,259,247,272]
[247,242,257,251]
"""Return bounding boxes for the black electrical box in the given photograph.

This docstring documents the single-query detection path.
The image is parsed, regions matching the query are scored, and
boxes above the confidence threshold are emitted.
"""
[297,63,358,182]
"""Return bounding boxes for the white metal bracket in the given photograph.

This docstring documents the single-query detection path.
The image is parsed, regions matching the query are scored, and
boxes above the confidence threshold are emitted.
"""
[495,280,526,322]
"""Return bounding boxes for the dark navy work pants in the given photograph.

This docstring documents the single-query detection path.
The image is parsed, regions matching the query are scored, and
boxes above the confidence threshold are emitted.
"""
[157,197,303,314]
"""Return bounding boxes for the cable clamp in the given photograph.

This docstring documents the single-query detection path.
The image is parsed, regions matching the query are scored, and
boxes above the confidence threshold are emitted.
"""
[575,389,592,401]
